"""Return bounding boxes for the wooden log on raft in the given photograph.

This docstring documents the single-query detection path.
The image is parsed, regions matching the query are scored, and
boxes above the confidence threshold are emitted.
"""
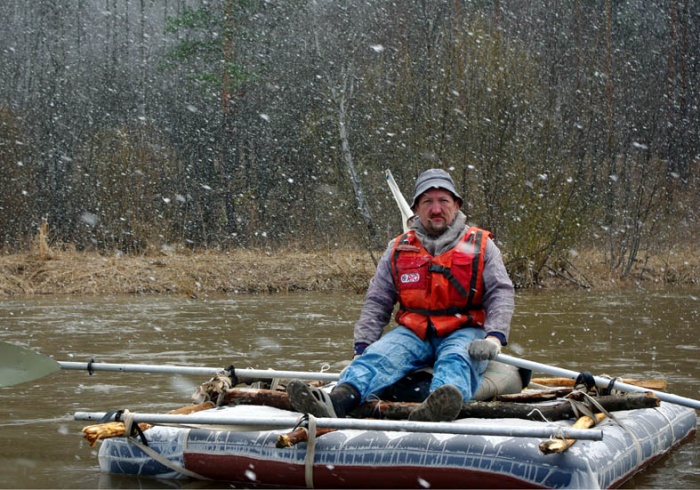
[531,377,668,391]
[221,387,295,411]
[539,413,607,454]
[82,421,153,447]
[276,428,337,448]
[219,386,574,414]
[463,392,658,422]
[495,387,574,402]
[349,392,659,421]
[170,401,217,415]
[219,387,660,422]
[81,401,215,447]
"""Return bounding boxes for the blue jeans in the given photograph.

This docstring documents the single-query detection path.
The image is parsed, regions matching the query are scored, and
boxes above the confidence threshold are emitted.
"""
[339,326,488,402]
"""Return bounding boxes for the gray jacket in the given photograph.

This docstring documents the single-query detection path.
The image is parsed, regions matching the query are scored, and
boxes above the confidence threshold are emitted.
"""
[353,211,514,351]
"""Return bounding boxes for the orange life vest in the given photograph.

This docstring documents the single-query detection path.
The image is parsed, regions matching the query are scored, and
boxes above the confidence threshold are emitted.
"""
[391,226,491,339]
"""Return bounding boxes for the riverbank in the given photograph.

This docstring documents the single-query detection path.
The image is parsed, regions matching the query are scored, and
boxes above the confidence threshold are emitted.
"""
[0,242,697,297]
[0,247,378,297]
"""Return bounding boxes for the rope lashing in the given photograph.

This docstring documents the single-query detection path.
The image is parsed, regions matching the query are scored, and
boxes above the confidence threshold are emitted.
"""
[574,371,596,393]
[292,414,319,489]
[224,364,239,386]
[98,409,149,446]
[600,377,618,396]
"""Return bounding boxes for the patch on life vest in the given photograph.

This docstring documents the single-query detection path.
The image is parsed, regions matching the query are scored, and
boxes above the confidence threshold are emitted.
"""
[400,272,421,284]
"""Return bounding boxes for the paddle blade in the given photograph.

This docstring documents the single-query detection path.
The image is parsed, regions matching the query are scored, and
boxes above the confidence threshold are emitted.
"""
[0,341,60,388]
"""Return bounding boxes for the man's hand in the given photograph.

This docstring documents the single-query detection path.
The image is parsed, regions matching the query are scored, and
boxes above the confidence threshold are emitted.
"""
[467,336,502,361]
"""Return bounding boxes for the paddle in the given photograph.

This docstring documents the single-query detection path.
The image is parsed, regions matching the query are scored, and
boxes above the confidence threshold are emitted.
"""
[4,341,699,409]
[0,341,338,388]
[74,410,604,440]
[0,340,61,388]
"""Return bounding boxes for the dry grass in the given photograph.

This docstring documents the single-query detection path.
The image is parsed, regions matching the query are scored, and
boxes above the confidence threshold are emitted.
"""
[538,246,699,290]
[0,230,696,297]
[0,246,377,297]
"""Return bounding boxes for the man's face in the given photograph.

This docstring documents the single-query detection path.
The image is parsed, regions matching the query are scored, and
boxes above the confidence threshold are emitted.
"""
[415,188,460,236]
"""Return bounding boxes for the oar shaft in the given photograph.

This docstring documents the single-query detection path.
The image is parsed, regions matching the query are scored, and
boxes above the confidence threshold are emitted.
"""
[58,361,340,382]
[73,411,603,440]
[496,354,700,410]
[385,169,414,231]
[61,357,700,409]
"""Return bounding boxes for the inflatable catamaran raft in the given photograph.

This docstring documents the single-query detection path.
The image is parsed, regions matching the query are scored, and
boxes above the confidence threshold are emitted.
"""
[75,357,697,489]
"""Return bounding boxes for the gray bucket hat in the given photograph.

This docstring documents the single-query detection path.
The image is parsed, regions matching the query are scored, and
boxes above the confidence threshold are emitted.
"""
[410,168,463,210]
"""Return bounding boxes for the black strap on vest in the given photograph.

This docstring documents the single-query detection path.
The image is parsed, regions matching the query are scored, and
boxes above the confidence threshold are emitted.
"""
[465,230,481,307]
[401,304,473,317]
[428,264,468,297]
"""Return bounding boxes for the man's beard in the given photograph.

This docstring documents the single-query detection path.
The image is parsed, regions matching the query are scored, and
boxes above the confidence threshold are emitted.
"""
[425,217,448,236]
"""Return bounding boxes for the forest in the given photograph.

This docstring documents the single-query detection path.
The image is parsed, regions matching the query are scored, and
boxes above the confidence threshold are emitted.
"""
[1,0,698,287]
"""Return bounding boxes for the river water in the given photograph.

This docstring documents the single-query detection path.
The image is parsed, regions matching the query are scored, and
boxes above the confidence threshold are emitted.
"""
[0,288,697,489]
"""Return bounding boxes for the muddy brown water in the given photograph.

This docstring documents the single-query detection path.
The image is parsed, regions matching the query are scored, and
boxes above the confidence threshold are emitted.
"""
[0,289,697,489]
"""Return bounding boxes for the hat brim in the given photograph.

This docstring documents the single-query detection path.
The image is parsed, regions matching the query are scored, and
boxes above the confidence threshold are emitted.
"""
[410,183,463,210]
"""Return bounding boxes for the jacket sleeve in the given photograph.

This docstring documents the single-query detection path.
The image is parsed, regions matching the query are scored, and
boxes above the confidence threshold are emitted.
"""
[481,238,515,345]
[353,242,398,352]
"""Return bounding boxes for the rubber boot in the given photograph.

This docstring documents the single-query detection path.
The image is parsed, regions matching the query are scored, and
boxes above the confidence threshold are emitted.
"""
[330,383,361,418]
[408,384,463,422]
